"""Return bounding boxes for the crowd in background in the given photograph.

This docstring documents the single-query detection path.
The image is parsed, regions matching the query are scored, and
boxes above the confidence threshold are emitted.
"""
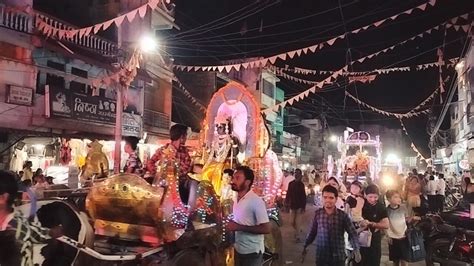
[283,167,474,266]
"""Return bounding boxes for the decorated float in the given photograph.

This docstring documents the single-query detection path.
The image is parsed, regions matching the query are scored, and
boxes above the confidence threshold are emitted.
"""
[335,130,382,183]
[17,82,283,266]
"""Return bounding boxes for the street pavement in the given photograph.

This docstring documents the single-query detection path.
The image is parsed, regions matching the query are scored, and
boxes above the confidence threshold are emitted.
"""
[278,204,427,266]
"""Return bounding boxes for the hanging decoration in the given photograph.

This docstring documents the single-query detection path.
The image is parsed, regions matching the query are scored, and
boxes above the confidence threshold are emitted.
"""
[35,0,161,40]
[400,119,430,162]
[261,13,469,114]
[348,75,377,84]
[344,87,438,119]
[275,58,459,76]
[174,79,207,112]
[174,1,447,73]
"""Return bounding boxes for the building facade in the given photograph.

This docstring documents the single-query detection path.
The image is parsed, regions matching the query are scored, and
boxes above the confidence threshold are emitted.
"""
[0,0,174,173]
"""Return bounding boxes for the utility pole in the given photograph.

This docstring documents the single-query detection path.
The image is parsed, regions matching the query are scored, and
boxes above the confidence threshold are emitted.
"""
[113,85,124,174]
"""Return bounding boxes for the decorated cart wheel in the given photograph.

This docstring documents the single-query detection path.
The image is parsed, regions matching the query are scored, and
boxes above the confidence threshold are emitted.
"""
[264,219,283,266]
[169,248,206,266]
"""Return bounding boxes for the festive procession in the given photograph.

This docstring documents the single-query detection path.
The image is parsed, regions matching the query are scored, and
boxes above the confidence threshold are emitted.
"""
[0,0,473,265]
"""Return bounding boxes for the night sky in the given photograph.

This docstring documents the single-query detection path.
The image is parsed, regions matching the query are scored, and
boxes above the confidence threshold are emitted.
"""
[165,0,473,157]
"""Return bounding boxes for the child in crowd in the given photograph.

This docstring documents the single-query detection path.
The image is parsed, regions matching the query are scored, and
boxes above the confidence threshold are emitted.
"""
[386,190,421,266]
[345,181,365,222]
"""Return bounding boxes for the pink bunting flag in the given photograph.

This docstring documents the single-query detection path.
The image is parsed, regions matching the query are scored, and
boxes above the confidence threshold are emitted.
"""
[195,66,202,71]
[84,27,93,36]
[404,9,413,15]
[217,66,225,72]
[287,51,296,59]
[242,62,249,69]
[373,20,384,27]
[309,45,318,53]
[454,25,460,31]
[186,66,193,71]
[126,10,138,22]
[309,87,316,93]
[138,5,148,18]
[148,0,159,10]
[296,49,302,57]
[102,19,114,31]
[327,37,337,46]
[428,0,436,6]
[211,66,217,71]
[261,58,269,66]
[224,65,233,73]
[115,15,126,26]
[302,48,308,54]
[269,56,278,64]
[288,98,295,106]
[462,25,470,32]
[93,24,102,34]
[278,54,287,60]
[460,14,468,20]
[451,17,458,24]
[418,3,427,11]
[352,28,361,34]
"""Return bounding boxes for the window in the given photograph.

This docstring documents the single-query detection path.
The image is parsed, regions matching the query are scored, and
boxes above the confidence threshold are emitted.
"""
[46,74,65,89]
[47,61,65,72]
[262,79,274,98]
[70,81,87,94]
[71,67,88,78]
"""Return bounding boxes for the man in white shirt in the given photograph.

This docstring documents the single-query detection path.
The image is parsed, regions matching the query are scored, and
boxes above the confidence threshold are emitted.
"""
[436,174,446,212]
[227,166,271,266]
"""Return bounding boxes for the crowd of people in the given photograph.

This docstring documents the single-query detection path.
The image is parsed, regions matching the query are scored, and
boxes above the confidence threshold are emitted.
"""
[282,167,474,266]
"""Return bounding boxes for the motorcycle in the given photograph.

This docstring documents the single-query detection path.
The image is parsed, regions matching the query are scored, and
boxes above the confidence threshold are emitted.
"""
[417,214,474,266]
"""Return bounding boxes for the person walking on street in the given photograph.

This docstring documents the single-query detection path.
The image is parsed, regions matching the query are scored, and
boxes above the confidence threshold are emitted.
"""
[302,185,361,266]
[386,189,420,266]
[427,175,437,213]
[286,168,307,242]
[227,166,271,266]
[123,136,143,175]
[436,174,446,213]
[356,184,389,266]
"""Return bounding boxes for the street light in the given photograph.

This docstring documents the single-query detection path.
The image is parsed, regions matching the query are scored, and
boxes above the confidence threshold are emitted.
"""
[139,35,158,53]
[113,35,157,173]
[330,135,337,142]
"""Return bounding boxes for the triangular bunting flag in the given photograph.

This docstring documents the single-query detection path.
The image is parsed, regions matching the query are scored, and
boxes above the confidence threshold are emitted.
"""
[242,62,249,69]
[309,45,318,53]
[418,3,427,11]
[451,17,458,24]
[58,30,65,39]
[390,14,398,20]
[278,53,287,60]
[428,0,436,6]
[138,5,147,18]
[462,25,470,32]
[84,26,93,36]
[148,0,159,9]
[126,10,138,22]
[288,98,295,105]
[404,9,413,15]
[217,66,225,72]
[302,48,308,54]
[211,66,217,71]
[460,14,468,20]
[287,51,296,59]
[261,58,269,66]
[269,56,278,64]
[234,64,242,71]
[115,15,126,26]
[93,24,102,34]
[102,19,114,30]
[446,23,452,29]
[195,66,202,71]
[186,66,193,71]
[373,20,384,27]
[202,66,209,71]
[327,37,337,46]
[362,25,370,30]
[352,28,361,34]
[454,25,460,31]
[224,65,233,73]
[296,49,302,57]
[303,90,310,97]
[309,87,316,93]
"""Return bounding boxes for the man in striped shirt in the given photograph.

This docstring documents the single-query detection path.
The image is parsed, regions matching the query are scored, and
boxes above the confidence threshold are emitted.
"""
[0,170,62,266]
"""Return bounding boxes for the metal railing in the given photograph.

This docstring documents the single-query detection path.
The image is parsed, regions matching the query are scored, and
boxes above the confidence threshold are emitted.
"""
[0,4,118,56]
[0,4,32,33]
[143,109,170,129]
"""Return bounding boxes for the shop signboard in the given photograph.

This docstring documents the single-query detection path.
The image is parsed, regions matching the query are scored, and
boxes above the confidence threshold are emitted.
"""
[122,113,142,137]
[46,86,116,124]
[6,85,34,106]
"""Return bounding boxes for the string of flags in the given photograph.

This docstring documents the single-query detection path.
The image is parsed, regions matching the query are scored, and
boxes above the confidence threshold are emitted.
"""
[275,58,459,76]
[345,87,438,119]
[174,0,442,73]
[35,0,161,39]
[261,13,468,114]
[400,119,430,162]
[174,79,207,112]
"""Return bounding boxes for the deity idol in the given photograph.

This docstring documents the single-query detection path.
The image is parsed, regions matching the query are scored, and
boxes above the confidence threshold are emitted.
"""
[201,115,240,196]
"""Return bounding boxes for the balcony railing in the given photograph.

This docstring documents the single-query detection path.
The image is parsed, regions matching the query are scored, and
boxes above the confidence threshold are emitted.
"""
[143,109,170,130]
[0,4,32,33]
[0,4,118,56]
